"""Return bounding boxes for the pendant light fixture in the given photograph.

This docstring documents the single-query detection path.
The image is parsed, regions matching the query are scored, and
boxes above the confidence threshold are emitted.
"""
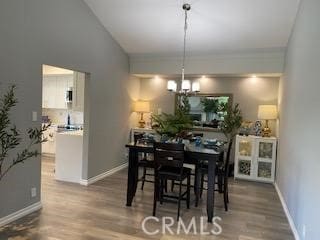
[167,3,200,94]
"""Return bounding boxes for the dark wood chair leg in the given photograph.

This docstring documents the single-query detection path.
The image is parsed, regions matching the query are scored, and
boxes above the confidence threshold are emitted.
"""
[223,192,228,211]
[218,169,223,193]
[223,177,229,211]
[141,167,147,190]
[164,179,168,193]
[187,175,190,209]
[200,172,204,199]
[177,180,182,221]
[195,164,201,207]
[226,189,229,203]
[160,179,164,204]
[194,164,198,195]
[153,175,159,216]
[171,180,175,192]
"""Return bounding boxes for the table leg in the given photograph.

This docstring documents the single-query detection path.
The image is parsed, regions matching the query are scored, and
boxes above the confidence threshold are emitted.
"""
[207,158,216,222]
[126,149,138,206]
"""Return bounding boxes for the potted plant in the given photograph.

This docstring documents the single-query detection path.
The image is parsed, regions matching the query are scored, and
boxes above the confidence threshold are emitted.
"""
[152,98,193,141]
[220,103,243,141]
[0,85,48,181]
[219,103,242,176]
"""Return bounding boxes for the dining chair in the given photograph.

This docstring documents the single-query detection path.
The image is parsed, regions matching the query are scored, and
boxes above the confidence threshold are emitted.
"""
[134,133,155,190]
[153,142,191,221]
[171,133,204,193]
[199,139,233,211]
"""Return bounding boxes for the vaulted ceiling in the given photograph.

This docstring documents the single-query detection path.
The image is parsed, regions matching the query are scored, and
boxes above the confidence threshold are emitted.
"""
[84,0,300,55]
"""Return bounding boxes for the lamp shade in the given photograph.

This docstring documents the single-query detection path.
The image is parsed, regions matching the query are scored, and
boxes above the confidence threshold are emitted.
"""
[181,80,191,91]
[167,80,177,92]
[192,81,200,92]
[134,101,150,113]
[258,105,277,120]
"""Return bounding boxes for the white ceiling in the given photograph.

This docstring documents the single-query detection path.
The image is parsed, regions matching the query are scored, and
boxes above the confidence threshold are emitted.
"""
[84,0,300,55]
[42,65,73,75]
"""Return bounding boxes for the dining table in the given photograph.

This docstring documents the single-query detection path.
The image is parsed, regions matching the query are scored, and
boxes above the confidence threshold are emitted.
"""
[125,142,223,223]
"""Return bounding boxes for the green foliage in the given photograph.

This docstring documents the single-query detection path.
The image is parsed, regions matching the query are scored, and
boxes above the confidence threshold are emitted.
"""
[0,85,49,181]
[152,108,193,138]
[218,102,228,112]
[177,95,191,114]
[201,98,219,113]
[220,103,243,141]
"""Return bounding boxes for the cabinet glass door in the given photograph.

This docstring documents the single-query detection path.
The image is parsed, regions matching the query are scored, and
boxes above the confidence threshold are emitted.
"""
[257,161,272,179]
[258,142,273,159]
[238,140,252,157]
[238,159,252,176]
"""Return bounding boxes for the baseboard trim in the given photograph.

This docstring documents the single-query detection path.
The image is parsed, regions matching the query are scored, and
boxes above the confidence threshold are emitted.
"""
[80,162,128,186]
[0,201,42,228]
[274,183,300,240]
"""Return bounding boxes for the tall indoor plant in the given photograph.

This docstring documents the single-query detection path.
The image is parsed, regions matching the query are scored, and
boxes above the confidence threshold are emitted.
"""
[220,103,243,141]
[0,85,48,181]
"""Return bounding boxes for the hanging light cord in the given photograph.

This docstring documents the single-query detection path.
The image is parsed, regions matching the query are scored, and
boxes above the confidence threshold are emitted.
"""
[182,6,188,82]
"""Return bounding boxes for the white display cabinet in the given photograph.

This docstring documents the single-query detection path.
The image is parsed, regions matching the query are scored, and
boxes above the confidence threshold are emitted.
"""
[234,135,277,183]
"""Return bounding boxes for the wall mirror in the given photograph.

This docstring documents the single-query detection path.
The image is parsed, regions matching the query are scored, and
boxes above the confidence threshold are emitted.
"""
[175,93,233,130]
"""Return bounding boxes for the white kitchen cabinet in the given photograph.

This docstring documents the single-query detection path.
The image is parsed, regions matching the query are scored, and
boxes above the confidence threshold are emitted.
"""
[42,74,73,109]
[72,72,85,112]
[234,135,277,183]
[42,76,56,108]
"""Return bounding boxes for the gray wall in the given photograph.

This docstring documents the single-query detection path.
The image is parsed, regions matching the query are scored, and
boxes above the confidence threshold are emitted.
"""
[139,76,279,134]
[130,49,285,75]
[277,0,320,239]
[0,0,138,218]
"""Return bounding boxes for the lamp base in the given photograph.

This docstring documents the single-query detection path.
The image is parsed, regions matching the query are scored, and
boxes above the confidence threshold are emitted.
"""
[262,127,271,137]
[138,119,146,128]
[138,112,146,128]
[262,120,272,137]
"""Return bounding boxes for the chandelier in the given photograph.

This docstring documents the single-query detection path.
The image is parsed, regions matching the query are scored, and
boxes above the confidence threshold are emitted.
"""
[167,3,200,94]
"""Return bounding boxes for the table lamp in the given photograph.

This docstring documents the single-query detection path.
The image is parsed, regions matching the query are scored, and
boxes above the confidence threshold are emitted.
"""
[134,101,150,128]
[258,105,277,137]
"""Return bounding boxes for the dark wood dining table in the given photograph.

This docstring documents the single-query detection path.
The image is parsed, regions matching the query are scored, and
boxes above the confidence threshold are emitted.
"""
[125,142,223,222]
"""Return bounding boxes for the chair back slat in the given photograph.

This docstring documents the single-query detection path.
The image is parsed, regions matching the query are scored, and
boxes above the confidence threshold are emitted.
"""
[154,142,185,169]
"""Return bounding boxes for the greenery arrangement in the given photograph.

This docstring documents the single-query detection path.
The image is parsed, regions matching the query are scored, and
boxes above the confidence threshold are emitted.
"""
[220,103,243,141]
[152,95,193,139]
[0,85,48,181]
[201,98,219,114]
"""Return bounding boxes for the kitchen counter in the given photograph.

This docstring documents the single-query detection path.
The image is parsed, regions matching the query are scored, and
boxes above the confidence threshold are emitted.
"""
[55,130,83,183]
[58,130,83,136]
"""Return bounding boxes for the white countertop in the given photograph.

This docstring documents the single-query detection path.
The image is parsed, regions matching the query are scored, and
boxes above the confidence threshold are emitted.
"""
[57,130,83,136]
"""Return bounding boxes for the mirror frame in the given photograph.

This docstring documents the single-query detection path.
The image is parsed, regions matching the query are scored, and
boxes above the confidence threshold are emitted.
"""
[175,93,233,132]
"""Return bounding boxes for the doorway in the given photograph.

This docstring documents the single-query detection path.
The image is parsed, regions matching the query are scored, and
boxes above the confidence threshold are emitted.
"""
[41,64,88,184]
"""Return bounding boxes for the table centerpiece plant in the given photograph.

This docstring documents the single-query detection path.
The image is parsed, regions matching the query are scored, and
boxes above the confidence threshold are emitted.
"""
[152,95,193,142]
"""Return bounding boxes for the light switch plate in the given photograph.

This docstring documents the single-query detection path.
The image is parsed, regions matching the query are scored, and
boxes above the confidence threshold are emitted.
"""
[32,111,37,121]
[31,187,37,198]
